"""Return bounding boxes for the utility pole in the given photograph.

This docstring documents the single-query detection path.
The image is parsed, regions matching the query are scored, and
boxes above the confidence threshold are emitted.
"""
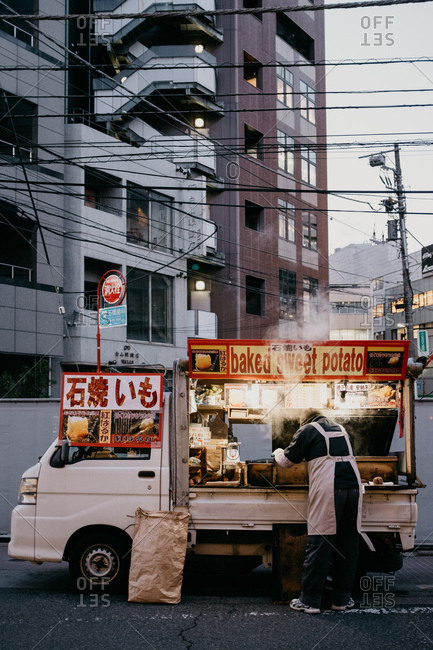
[393,144,415,358]
[368,145,414,357]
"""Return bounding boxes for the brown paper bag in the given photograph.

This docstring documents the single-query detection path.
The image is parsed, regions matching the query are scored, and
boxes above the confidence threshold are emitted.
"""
[128,508,190,604]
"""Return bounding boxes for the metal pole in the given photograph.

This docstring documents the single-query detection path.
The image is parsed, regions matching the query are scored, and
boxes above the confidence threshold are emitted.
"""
[96,276,102,373]
[393,144,415,358]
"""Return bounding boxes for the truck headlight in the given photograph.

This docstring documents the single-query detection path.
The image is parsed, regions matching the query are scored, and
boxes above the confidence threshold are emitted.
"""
[18,478,38,505]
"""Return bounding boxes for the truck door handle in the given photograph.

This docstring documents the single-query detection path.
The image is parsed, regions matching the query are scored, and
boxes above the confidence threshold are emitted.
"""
[138,471,155,478]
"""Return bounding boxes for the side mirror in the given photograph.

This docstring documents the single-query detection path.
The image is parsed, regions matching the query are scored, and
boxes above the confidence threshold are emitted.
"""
[60,440,70,465]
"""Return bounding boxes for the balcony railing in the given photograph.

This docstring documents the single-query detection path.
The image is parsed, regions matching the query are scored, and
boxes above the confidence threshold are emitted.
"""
[0,19,34,46]
[0,262,32,282]
[0,139,33,162]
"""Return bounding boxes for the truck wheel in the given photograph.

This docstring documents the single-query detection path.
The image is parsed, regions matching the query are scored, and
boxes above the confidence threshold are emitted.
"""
[69,533,131,592]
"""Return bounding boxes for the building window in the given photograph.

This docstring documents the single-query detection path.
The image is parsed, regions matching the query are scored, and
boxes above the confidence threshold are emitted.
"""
[300,81,316,124]
[0,200,36,284]
[276,13,315,63]
[243,0,262,19]
[0,0,37,47]
[0,353,51,398]
[246,275,264,316]
[245,200,264,231]
[301,146,316,186]
[372,276,384,291]
[245,124,264,159]
[244,52,262,89]
[331,301,364,314]
[277,130,294,174]
[278,199,295,242]
[279,269,297,320]
[0,92,36,161]
[373,303,385,318]
[303,276,318,321]
[84,168,122,215]
[127,268,173,343]
[302,212,318,250]
[276,65,294,107]
[83,258,120,312]
[127,184,173,251]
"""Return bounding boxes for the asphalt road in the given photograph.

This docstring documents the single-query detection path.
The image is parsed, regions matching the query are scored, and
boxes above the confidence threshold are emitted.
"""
[1,543,433,650]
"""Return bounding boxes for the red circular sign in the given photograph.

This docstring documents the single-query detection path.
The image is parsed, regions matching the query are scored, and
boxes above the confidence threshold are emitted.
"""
[102,274,123,305]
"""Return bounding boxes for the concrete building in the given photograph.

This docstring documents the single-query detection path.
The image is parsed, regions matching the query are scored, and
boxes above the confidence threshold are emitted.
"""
[329,240,403,341]
[1,0,329,396]
[329,240,433,396]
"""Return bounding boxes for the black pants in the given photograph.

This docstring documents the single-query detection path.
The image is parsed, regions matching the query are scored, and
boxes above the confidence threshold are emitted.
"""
[300,488,360,608]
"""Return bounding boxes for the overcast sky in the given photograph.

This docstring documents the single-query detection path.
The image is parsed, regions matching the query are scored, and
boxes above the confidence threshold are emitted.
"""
[324,0,433,254]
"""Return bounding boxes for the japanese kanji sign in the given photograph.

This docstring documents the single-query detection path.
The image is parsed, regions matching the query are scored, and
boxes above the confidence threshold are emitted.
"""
[59,373,163,447]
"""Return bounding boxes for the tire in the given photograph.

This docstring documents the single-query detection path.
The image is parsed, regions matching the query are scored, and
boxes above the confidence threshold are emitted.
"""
[69,533,131,592]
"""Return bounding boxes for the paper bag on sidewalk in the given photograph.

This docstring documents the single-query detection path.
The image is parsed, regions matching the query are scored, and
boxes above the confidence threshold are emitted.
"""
[128,508,190,604]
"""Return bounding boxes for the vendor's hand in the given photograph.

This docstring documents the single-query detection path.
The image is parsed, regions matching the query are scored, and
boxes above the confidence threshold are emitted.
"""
[273,448,293,468]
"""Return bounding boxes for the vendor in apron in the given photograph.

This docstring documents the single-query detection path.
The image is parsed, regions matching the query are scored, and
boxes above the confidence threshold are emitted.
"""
[274,408,373,614]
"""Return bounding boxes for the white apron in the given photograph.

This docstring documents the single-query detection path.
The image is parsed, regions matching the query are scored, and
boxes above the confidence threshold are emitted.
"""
[306,421,374,551]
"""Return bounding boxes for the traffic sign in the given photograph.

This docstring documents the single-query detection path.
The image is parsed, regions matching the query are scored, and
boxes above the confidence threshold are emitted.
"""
[417,329,429,357]
[99,304,127,328]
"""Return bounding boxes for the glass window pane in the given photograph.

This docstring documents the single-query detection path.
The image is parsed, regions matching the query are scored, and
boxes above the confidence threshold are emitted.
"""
[310,165,316,186]
[127,268,150,341]
[127,188,149,245]
[277,78,284,103]
[288,218,295,242]
[151,275,173,343]
[279,213,286,238]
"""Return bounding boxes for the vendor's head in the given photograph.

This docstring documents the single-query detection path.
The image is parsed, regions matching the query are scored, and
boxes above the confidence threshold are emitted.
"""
[299,408,323,427]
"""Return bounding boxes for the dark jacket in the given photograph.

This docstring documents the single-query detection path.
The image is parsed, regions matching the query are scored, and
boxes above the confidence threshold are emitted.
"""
[284,416,359,490]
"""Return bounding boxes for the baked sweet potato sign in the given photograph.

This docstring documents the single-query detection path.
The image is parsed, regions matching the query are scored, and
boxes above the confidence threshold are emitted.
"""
[58,373,163,447]
[188,339,410,381]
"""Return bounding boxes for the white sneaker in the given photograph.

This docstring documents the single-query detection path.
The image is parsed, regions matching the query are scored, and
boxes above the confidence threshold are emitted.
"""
[290,598,321,614]
[331,598,355,611]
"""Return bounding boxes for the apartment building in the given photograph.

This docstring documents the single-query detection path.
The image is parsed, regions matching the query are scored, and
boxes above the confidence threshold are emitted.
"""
[0,0,329,397]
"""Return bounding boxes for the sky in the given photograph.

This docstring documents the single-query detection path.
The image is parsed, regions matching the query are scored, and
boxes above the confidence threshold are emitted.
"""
[324,0,433,254]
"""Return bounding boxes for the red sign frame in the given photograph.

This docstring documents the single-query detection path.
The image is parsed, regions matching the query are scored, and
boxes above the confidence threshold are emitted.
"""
[58,373,163,448]
[188,339,410,382]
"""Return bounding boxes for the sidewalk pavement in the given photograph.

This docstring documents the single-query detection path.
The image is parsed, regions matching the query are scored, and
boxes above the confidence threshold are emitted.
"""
[373,549,433,607]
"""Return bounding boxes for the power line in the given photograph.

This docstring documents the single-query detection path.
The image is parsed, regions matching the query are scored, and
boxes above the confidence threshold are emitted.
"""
[1,57,433,72]
[3,0,433,21]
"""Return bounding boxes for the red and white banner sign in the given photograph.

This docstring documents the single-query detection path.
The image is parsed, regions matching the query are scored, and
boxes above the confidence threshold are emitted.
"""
[59,373,163,447]
[188,339,410,381]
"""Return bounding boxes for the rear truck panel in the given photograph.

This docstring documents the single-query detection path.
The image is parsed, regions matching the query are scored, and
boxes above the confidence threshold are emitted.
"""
[177,340,420,569]
[188,486,417,549]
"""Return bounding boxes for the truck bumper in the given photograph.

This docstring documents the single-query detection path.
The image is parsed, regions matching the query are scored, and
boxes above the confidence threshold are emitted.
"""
[8,505,36,561]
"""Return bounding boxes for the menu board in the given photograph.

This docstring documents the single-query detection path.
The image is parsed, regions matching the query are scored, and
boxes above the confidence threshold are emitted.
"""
[285,383,328,409]
[334,382,398,409]
[224,382,328,410]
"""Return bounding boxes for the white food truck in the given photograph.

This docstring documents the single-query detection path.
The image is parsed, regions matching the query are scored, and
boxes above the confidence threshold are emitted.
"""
[9,339,422,593]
